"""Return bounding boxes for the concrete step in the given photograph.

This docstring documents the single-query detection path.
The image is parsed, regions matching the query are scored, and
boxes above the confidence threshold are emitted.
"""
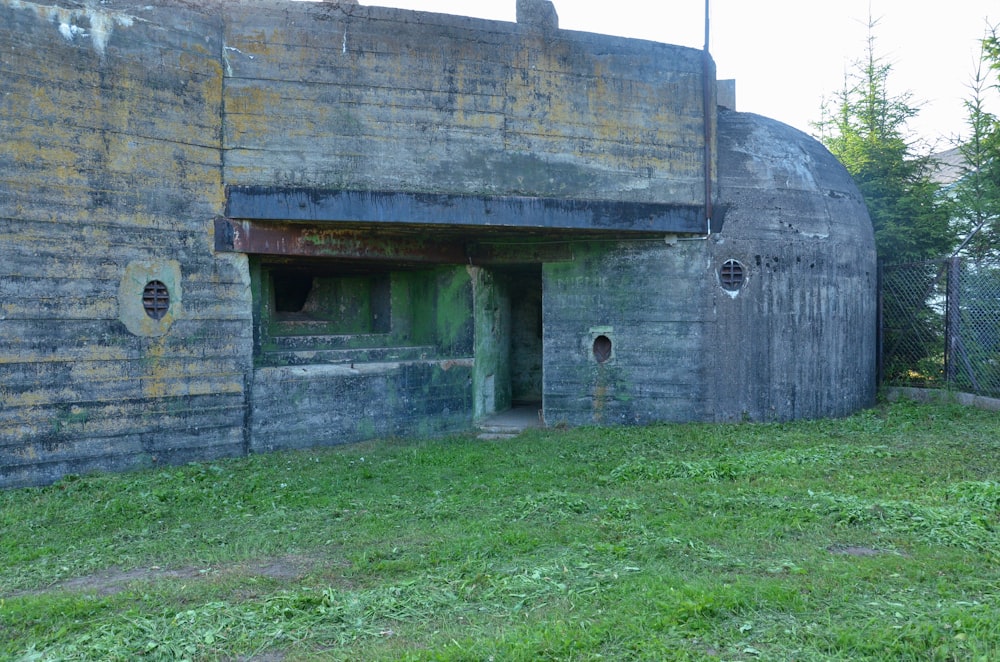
[262,345,436,366]
[476,405,543,439]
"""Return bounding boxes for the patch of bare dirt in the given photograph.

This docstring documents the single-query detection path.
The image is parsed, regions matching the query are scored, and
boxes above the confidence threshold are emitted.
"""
[226,652,287,662]
[6,553,342,599]
[827,544,884,557]
[243,555,313,581]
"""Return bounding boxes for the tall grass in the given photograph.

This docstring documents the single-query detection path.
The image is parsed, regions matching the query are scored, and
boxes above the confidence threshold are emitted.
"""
[2,399,1000,660]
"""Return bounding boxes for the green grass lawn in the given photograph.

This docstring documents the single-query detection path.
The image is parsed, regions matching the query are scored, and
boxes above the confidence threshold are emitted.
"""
[3,399,1000,661]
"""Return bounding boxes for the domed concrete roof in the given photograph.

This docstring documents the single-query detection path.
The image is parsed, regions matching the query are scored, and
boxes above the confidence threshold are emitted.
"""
[717,109,875,249]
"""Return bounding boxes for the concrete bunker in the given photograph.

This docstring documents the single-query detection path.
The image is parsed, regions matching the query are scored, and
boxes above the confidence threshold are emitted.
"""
[0,0,876,488]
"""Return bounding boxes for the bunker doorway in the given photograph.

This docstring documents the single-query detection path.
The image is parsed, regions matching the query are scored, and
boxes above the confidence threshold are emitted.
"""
[474,264,543,421]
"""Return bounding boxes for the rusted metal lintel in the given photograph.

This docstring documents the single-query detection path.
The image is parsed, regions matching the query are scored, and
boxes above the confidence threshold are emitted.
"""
[214,218,575,264]
[215,218,464,262]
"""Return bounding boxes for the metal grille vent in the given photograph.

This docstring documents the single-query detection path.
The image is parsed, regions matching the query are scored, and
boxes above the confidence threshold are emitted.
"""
[142,280,170,320]
[720,259,745,291]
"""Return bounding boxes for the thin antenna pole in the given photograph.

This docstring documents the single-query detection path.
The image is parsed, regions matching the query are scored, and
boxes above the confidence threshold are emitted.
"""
[704,0,710,51]
[701,0,713,235]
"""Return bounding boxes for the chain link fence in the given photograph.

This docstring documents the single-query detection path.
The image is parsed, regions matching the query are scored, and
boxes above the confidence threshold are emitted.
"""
[880,258,1000,397]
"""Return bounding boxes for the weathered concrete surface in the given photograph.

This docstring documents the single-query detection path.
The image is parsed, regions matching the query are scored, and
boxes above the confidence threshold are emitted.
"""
[472,267,513,419]
[223,188,708,235]
[540,111,876,426]
[250,360,474,452]
[0,0,251,488]
[249,262,475,451]
[707,111,877,421]
[221,1,710,203]
[542,240,712,427]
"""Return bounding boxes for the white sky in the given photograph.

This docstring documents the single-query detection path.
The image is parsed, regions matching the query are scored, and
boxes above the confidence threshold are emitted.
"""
[362,0,998,151]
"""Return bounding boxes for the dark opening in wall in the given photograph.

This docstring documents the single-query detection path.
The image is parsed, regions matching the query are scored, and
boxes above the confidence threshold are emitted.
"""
[268,266,391,334]
[492,264,544,407]
[142,280,170,319]
[272,271,313,312]
[593,335,613,363]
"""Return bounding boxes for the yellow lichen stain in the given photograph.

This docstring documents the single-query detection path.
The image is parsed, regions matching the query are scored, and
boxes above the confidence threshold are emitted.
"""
[177,51,207,72]
[16,444,40,461]
[0,345,128,365]
[499,47,705,180]
[5,137,82,170]
[197,58,225,108]
[448,61,504,130]
[182,380,244,397]
[187,41,211,57]
[226,87,284,142]
[69,358,129,385]
[226,29,278,58]
[203,180,226,213]
[29,86,59,117]
[227,86,283,115]
[141,336,169,400]
[4,386,78,409]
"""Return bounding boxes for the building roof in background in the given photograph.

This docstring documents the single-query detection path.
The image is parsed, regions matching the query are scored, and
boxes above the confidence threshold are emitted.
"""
[930,146,966,186]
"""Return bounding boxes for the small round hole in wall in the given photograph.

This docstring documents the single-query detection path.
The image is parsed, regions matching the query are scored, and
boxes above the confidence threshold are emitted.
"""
[593,335,613,363]
[142,280,170,320]
[719,259,746,291]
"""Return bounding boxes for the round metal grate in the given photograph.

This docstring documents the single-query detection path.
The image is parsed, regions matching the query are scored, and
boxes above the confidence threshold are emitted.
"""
[719,259,746,291]
[142,280,170,320]
[593,335,613,363]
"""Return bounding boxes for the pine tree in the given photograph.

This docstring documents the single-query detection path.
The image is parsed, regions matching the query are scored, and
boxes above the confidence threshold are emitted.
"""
[815,18,956,264]
[817,18,958,387]
[951,24,1000,260]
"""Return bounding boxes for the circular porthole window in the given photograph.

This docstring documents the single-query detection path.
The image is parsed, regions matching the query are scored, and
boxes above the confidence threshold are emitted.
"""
[719,259,746,292]
[593,335,613,364]
[142,280,170,320]
[119,261,181,336]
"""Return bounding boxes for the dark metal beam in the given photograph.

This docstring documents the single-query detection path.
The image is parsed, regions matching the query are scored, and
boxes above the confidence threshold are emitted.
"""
[225,186,707,235]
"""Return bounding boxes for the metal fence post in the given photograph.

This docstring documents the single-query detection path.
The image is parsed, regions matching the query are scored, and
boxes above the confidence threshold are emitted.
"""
[876,260,884,387]
[945,256,961,386]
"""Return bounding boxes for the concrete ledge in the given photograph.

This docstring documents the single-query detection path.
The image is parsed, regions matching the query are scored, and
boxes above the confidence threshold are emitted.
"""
[884,387,1000,412]
[224,188,708,234]
[255,358,474,379]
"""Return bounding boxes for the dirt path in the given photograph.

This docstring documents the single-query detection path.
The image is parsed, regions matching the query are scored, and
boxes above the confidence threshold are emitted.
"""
[6,554,323,599]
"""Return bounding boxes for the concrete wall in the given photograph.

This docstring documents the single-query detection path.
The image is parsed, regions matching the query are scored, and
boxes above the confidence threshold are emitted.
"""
[543,241,712,426]
[250,360,473,452]
[0,0,251,488]
[472,267,513,419]
[540,112,876,426]
[221,1,709,202]
[708,111,877,421]
[250,263,475,451]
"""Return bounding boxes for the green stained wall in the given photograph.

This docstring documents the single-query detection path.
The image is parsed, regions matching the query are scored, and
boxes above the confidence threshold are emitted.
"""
[249,264,475,452]
[542,241,712,426]
[472,267,513,419]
